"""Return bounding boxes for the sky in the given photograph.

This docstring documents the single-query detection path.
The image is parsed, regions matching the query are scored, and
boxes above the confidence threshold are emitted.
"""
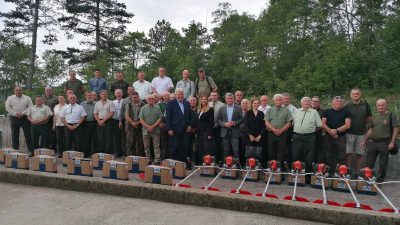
[0,0,268,58]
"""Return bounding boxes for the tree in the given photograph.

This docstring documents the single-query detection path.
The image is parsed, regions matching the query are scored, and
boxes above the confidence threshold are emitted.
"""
[58,0,133,56]
[1,0,59,89]
[36,50,67,87]
[0,34,30,97]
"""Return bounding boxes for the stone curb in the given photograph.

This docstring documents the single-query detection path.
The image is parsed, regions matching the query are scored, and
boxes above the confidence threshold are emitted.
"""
[0,168,399,225]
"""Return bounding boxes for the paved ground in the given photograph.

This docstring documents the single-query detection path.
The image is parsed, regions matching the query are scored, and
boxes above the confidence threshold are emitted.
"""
[1,153,399,212]
[0,182,330,225]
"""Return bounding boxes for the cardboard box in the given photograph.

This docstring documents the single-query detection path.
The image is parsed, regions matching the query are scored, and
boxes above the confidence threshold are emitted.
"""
[264,173,282,184]
[32,155,57,173]
[357,182,377,195]
[67,158,93,176]
[0,148,18,164]
[125,156,149,173]
[200,166,218,177]
[286,174,306,187]
[63,151,84,166]
[144,165,172,185]
[244,170,259,182]
[310,176,331,189]
[92,153,114,170]
[103,160,129,180]
[5,152,29,170]
[221,169,239,179]
[161,159,186,179]
[331,179,356,192]
[34,148,55,156]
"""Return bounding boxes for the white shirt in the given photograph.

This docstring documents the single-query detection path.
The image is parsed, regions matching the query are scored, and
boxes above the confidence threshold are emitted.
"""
[5,94,33,116]
[112,99,123,120]
[150,76,174,95]
[53,104,65,126]
[284,104,298,114]
[61,103,87,124]
[258,105,271,114]
[133,80,152,100]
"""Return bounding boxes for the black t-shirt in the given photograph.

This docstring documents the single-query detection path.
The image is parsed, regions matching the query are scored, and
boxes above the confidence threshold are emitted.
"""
[322,108,352,135]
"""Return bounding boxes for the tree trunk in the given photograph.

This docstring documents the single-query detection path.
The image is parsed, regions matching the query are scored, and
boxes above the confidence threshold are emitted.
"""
[28,0,40,90]
[95,0,100,55]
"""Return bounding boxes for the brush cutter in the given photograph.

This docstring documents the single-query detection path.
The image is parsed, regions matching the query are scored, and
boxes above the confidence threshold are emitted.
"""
[358,167,398,213]
[230,157,259,195]
[221,156,240,179]
[337,164,373,210]
[256,160,280,199]
[283,160,310,202]
[312,163,340,206]
[174,167,200,188]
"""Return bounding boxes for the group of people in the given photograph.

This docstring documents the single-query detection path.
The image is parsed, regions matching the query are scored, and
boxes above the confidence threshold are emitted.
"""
[5,67,399,183]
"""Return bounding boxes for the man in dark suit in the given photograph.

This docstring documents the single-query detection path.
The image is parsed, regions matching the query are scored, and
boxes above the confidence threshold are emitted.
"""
[166,88,192,165]
[217,93,244,161]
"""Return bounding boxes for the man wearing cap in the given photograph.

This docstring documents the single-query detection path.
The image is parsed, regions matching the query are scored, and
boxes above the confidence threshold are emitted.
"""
[176,70,195,99]
[27,96,53,152]
[150,67,174,95]
[6,86,33,152]
[194,67,218,98]
[322,96,352,175]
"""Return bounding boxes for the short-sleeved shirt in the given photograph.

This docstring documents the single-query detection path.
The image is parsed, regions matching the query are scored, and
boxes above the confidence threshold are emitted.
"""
[344,100,372,135]
[89,77,108,94]
[322,108,352,135]
[94,99,115,119]
[292,108,322,134]
[176,80,195,99]
[27,105,53,122]
[80,101,96,122]
[150,76,174,94]
[139,104,163,135]
[61,103,87,124]
[264,106,293,129]
[133,80,152,100]
[195,76,217,97]
[64,79,84,100]
[42,95,58,110]
[369,112,399,140]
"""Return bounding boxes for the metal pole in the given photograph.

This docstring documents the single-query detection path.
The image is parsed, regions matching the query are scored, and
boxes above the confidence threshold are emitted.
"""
[262,172,273,197]
[204,169,224,190]
[345,179,360,208]
[373,183,399,213]
[292,173,299,201]
[236,170,250,193]
[175,168,200,187]
[320,177,327,205]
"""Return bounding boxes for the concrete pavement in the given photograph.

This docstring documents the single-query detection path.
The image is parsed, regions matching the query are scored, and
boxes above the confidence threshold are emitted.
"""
[0,182,329,225]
